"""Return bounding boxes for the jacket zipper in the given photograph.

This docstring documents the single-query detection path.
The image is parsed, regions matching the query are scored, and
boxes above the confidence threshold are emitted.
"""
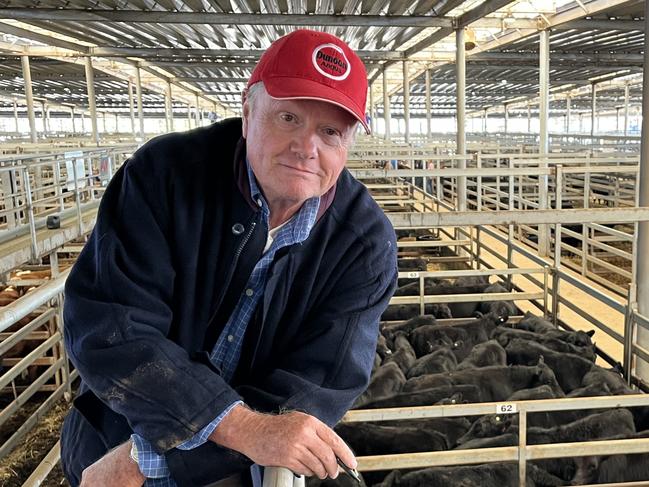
[219,219,257,303]
[203,218,257,351]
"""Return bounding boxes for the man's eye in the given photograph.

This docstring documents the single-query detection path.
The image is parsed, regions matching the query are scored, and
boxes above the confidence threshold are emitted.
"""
[280,113,295,122]
[324,128,341,137]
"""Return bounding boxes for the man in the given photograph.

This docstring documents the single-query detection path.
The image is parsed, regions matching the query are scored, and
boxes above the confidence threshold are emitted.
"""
[61,29,397,487]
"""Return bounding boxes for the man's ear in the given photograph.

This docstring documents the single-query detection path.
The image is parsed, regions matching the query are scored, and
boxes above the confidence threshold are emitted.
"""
[241,89,250,138]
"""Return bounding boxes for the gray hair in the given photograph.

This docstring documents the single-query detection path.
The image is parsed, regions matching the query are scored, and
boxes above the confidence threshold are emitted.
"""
[244,81,266,113]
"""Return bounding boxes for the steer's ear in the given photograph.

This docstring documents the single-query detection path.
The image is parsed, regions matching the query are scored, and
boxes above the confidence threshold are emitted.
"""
[586,329,596,337]
[537,355,545,366]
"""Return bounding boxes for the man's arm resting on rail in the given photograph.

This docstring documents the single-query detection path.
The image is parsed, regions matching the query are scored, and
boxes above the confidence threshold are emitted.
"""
[209,403,355,479]
[165,257,398,485]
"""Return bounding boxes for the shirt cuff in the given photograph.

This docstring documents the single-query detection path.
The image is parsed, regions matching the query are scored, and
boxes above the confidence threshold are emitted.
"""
[130,400,243,479]
[176,400,243,450]
[131,434,171,479]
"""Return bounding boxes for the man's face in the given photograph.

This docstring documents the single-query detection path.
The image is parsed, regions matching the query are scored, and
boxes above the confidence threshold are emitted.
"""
[242,87,356,206]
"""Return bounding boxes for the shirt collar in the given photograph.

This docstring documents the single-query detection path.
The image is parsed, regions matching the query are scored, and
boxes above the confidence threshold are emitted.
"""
[245,159,320,243]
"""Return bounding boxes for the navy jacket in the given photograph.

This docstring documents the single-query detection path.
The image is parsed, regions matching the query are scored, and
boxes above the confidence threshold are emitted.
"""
[61,118,397,487]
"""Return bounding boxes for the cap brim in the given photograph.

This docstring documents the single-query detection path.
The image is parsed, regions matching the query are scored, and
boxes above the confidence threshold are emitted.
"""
[263,76,371,135]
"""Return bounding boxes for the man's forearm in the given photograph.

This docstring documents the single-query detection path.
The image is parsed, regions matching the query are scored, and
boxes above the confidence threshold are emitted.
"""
[208,403,261,453]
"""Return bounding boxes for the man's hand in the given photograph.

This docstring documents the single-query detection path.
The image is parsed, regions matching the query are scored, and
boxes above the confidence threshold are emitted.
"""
[209,405,355,480]
[80,440,146,487]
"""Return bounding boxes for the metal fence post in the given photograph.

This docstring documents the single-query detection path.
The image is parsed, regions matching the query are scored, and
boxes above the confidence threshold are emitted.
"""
[22,167,38,263]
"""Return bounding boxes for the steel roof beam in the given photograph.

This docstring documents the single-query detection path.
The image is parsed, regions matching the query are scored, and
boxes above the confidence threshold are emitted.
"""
[0,9,454,28]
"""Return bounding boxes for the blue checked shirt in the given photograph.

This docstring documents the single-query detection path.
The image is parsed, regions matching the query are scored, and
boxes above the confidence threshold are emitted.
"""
[131,161,321,486]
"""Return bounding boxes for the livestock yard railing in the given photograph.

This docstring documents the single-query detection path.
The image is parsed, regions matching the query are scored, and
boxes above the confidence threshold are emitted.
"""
[0,269,73,464]
[0,145,135,274]
[350,148,641,296]
[389,267,549,319]
[342,394,649,487]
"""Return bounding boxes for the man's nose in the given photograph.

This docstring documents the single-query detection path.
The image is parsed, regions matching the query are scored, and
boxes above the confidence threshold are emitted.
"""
[291,129,318,159]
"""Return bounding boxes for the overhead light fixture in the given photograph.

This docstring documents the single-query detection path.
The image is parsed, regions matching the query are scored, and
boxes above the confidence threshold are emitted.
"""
[464,28,477,51]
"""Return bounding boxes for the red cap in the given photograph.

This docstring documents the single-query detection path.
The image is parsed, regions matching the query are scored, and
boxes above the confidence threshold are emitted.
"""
[248,29,370,134]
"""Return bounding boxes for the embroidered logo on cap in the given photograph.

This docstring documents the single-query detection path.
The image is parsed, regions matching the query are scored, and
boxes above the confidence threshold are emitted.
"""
[312,43,351,81]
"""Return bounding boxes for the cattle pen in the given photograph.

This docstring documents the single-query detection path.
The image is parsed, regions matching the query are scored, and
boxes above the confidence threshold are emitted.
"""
[1,1,649,486]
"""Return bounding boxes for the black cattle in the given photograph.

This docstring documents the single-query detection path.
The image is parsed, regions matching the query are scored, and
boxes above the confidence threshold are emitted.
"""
[455,275,490,287]
[457,340,506,370]
[403,359,563,402]
[455,432,518,450]
[409,313,503,360]
[568,430,649,485]
[398,258,428,271]
[492,327,597,362]
[567,382,612,398]
[335,422,449,456]
[452,312,508,340]
[409,324,470,358]
[458,409,635,482]
[353,362,405,409]
[376,463,567,487]
[393,280,442,297]
[306,474,367,487]
[580,364,633,394]
[362,384,483,409]
[456,414,513,445]
[374,417,472,450]
[407,347,458,378]
[381,304,453,322]
[376,333,392,360]
[505,338,594,393]
[517,311,555,332]
[516,312,596,348]
[509,384,560,400]
[479,282,517,319]
[372,353,381,374]
[383,333,416,374]
[381,315,436,342]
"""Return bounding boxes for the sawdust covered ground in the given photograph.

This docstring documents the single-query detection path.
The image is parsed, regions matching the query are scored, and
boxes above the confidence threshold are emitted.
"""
[0,393,71,486]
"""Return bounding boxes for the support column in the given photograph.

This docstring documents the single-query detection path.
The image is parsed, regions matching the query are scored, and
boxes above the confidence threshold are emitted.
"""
[538,29,550,257]
[21,55,37,143]
[504,104,509,133]
[527,103,531,133]
[135,67,145,139]
[425,69,432,138]
[482,109,487,132]
[624,83,630,136]
[369,82,375,134]
[71,107,76,134]
[128,80,136,134]
[84,57,99,145]
[12,99,18,133]
[165,81,173,132]
[634,0,649,381]
[616,108,621,133]
[195,94,200,128]
[187,103,192,129]
[402,61,410,143]
[46,104,51,135]
[382,67,391,140]
[41,102,48,136]
[566,97,571,133]
[591,82,597,137]
[456,28,466,211]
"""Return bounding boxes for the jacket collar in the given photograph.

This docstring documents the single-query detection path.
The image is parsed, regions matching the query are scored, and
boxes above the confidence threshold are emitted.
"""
[233,137,336,223]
